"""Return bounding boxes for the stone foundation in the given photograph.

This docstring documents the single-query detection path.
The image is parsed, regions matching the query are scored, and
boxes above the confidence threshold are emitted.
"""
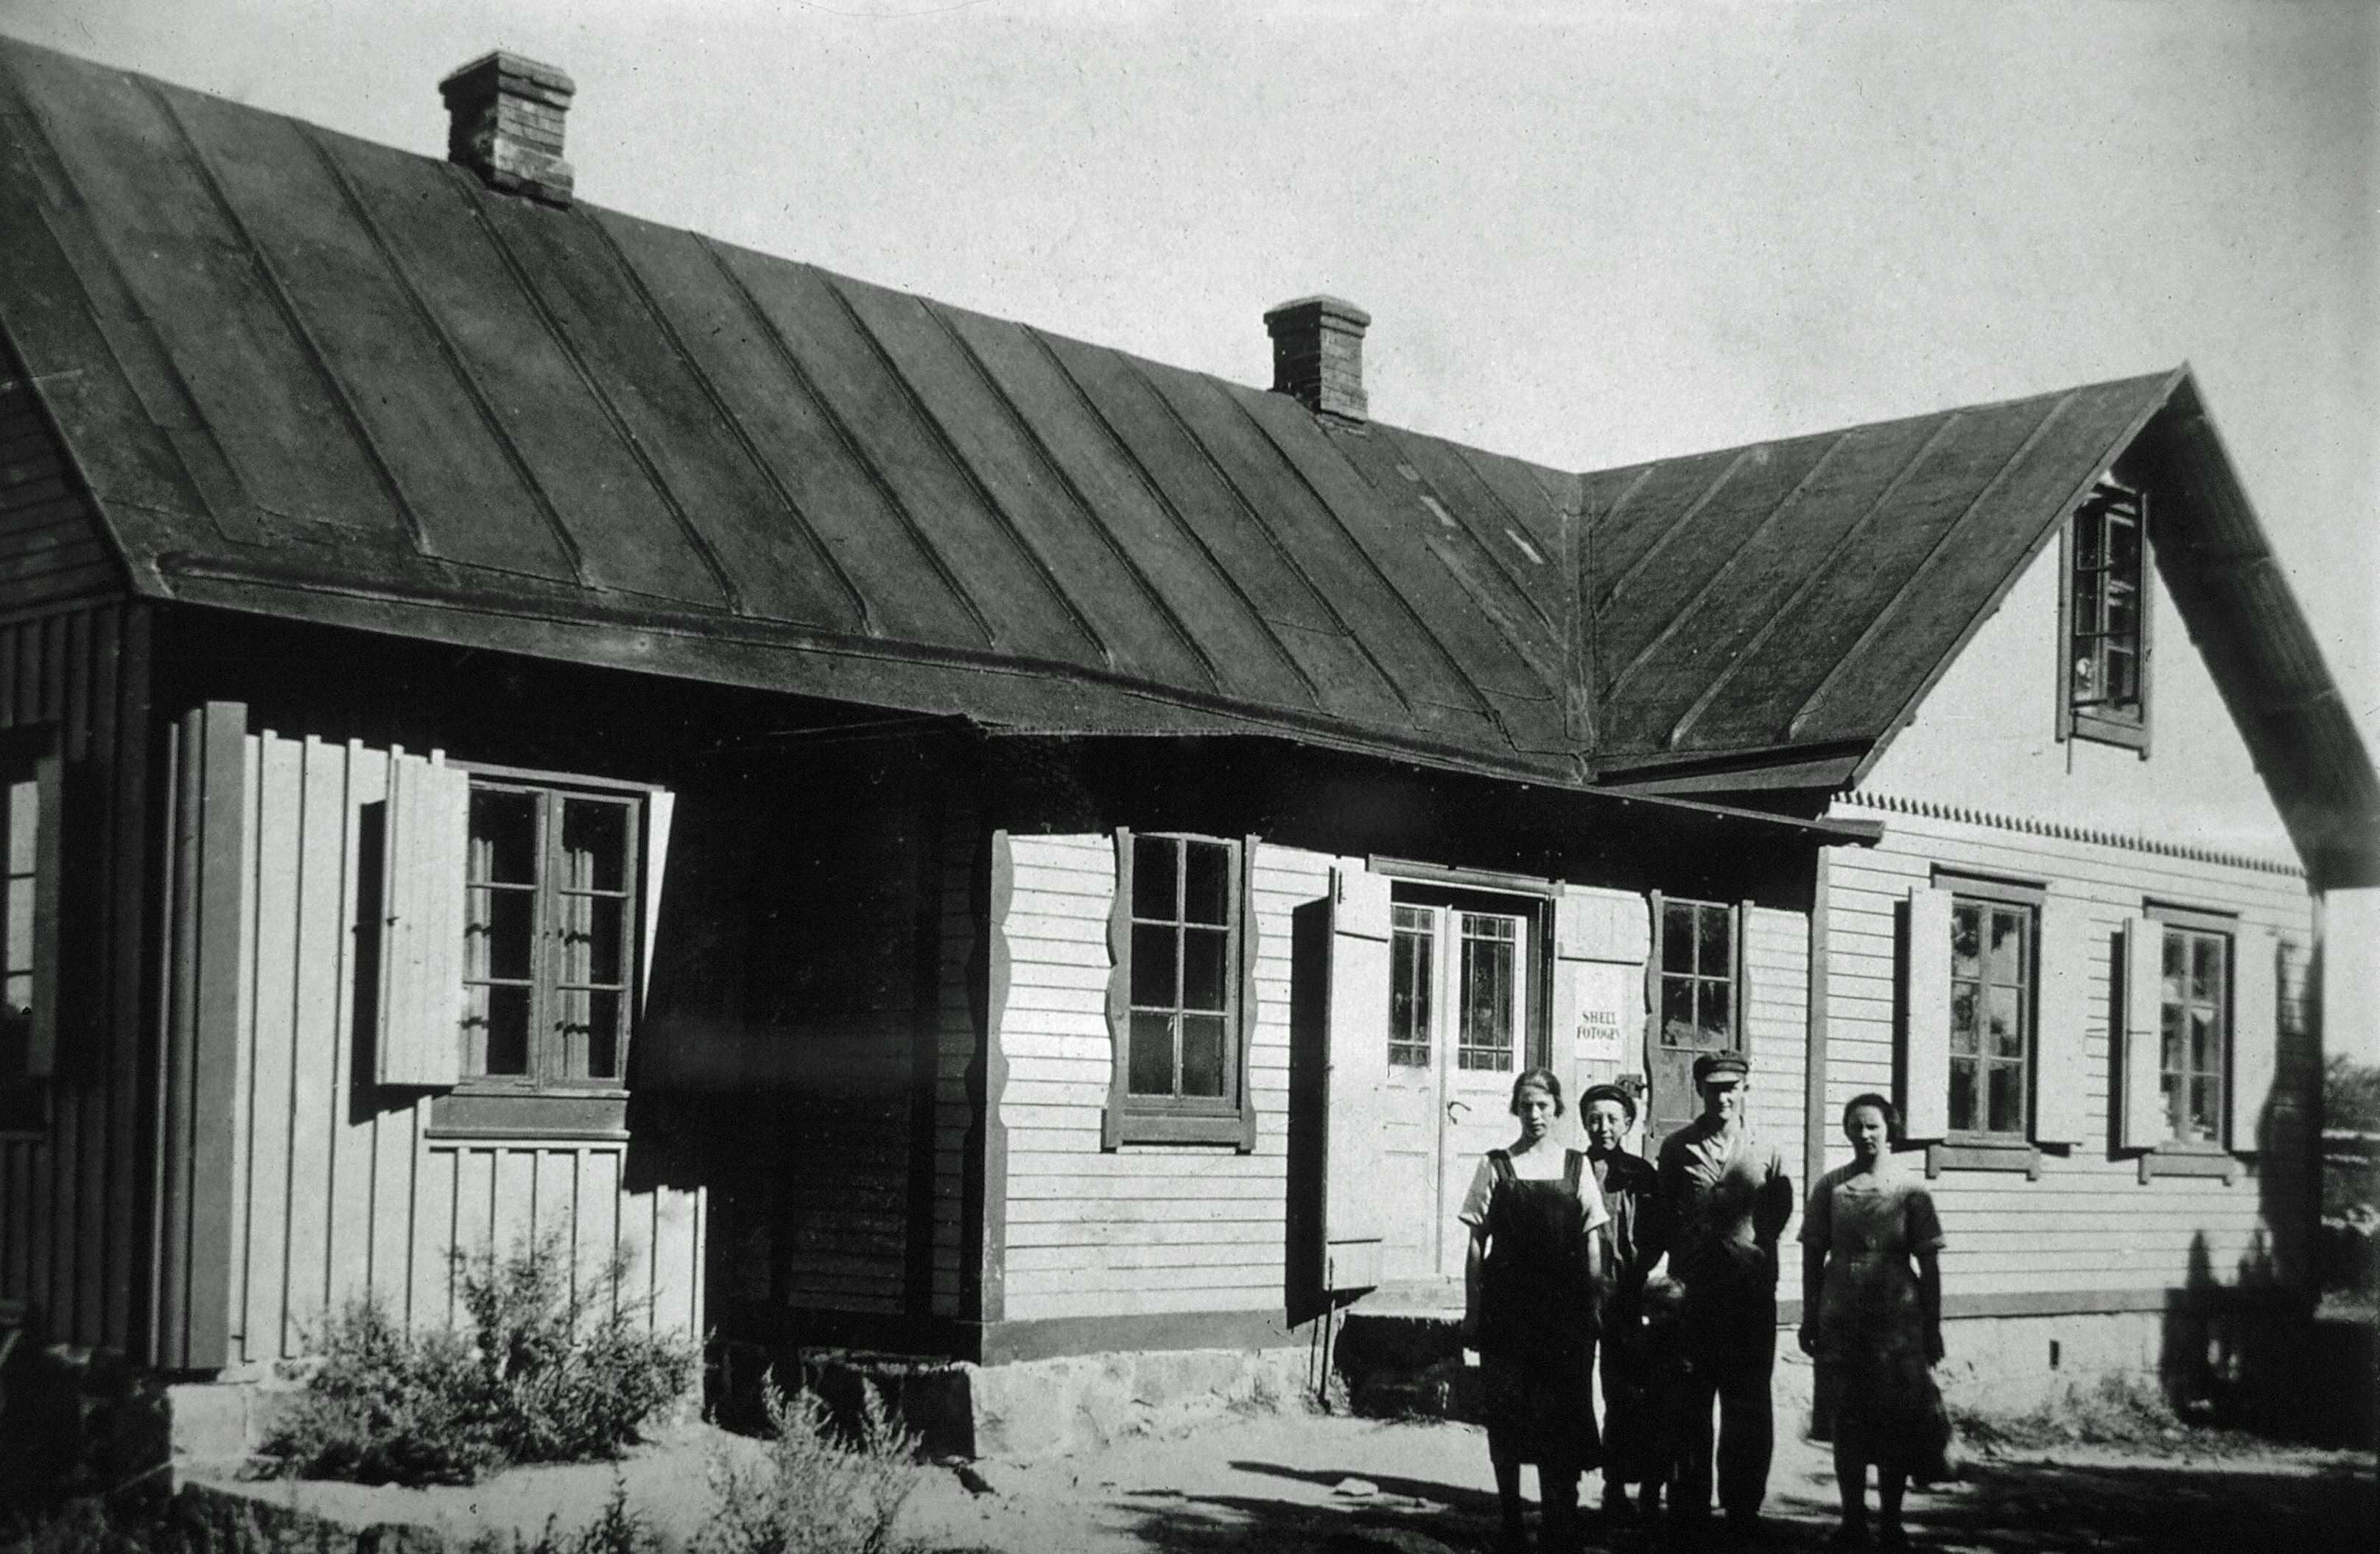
[796,1343,1314,1460]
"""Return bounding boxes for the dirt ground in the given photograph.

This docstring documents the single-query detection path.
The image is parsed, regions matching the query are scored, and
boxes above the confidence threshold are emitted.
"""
[899,1410,2376,1554]
[206,1407,2375,1554]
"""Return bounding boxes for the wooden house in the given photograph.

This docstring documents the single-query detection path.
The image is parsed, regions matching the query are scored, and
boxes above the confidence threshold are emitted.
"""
[0,36,2369,1449]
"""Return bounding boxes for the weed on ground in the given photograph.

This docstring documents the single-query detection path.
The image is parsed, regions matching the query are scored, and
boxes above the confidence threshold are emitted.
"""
[698,1379,922,1554]
[1952,1372,2274,1457]
[258,1236,697,1487]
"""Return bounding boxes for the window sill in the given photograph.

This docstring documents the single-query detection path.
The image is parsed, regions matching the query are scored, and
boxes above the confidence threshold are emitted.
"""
[2067,707,2149,755]
[2135,1139,2244,1185]
[426,1088,630,1141]
[1103,1105,1254,1152]
[1919,1138,2041,1180]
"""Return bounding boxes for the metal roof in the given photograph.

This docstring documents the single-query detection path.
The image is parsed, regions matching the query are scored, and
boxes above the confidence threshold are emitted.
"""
[1,36,2371,878]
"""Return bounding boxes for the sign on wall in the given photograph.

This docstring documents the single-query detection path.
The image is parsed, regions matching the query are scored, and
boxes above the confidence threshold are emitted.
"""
[1570,959,1637,1062]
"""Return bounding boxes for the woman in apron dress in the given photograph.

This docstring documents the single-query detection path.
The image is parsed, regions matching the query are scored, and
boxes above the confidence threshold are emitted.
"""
[1461,1068,1609,1553]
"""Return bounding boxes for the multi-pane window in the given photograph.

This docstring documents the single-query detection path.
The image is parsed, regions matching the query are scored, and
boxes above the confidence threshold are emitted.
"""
[1454,913,1520,1071]
[1659,898,1735,1046]
[1126,833,1240,1101]
[1386,900,1526,1074]
[463,781,639,1088]
[1950,897,2032,1135]
[2068,486,2146,735]
[2160,926,2228,1142]
[1389,904,1433,1067]
[2,770,36,1077]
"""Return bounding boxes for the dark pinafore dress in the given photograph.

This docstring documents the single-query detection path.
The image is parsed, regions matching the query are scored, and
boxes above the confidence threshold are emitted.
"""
[1476,1147,1601,1471]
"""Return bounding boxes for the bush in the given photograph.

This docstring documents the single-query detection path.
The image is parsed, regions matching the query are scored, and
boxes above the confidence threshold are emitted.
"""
[698,1378,922,1554]
[259,1236,697,1486]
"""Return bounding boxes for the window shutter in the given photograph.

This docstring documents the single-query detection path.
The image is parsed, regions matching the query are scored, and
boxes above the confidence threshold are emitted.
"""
[1237,833,1262,1152]
[1324,859,1393,1290]
[23,749,62,1078]
[2033,883,2092,1145]
[1101,828,1132,1151]
[2228,924,2278,1152]
[639,788,675,1009]
[1902,886,1953,1140]
[1550,889,1595,1093]
[376,752,467,1088]
[2118,914,2163,1149]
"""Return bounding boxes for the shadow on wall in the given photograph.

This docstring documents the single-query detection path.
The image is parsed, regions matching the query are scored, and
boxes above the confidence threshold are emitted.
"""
[2156,1048,2375,1446]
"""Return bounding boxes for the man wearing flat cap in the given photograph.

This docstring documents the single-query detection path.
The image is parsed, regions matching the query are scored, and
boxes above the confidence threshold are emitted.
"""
[1580,1081,1662,1522]
[1655,1051,1794,1539]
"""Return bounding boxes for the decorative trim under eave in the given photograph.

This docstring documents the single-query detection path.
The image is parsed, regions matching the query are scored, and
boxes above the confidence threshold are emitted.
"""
[1837,790,2303,879]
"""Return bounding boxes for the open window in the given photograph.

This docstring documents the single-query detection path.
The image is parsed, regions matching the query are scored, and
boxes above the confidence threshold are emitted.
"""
[2117,906,2276,1180]
[2060,483,2152,752]
[421,764,672,1139]
[1103,829,1259,1149]
[1900,875,2092,1176]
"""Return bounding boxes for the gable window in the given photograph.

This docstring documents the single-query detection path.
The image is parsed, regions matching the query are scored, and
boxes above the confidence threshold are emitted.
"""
[1105,830,1258,1149]
[2061,483,2150,750]
[0,741,60,1135]
[1949,894,2033,1137]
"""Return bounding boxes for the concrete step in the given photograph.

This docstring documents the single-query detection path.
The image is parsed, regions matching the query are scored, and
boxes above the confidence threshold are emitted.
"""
[1333,1303,1480,1424]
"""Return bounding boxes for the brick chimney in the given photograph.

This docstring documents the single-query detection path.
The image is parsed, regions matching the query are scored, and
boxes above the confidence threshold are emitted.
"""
[440,52,576,207]
[1263,295,1371,425]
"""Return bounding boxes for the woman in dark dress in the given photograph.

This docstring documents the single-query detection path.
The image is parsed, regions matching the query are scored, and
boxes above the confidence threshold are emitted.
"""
[1460,1068,1609,1553]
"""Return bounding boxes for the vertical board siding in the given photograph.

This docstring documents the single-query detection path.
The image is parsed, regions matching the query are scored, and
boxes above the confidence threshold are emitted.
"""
[188,728,701,1367]
[931,791,978,1319]
[1816,811,2316,1299]
[0,603,145,1356]
[994,835,1315,1322]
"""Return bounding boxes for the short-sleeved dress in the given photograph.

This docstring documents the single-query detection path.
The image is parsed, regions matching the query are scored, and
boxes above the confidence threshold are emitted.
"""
[1460,1145,1610,1470]
[1797,1161,1946,1469]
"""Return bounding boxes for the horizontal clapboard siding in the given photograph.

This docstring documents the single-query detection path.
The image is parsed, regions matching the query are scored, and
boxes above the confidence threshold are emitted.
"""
[0,352,122,615]
[1744,905,1811,1238]
[210,729,701,1366]
[994,835,1313,1323]
[1816,808,2315,1300]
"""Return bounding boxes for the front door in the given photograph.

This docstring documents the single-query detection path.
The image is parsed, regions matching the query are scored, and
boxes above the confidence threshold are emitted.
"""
[1646,895,1741,1155]
[1377,895,1536,1282]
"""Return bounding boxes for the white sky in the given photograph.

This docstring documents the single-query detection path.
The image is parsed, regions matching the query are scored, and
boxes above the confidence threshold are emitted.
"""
[7,1,2376,746]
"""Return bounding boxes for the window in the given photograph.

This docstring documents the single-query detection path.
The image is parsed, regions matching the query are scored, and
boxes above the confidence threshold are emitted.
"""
[1903,876,2087,1169]
[0,741,58,1134]
[1389,904,1433,1068]
[2062,483,2150,749]
[1948,895,2033,1136]
[1105,830,1257,1149]
[1388,900,1528,1074]
[2158,925,2228,1144]
[1645,895,1740,1146]
[1658,897,1735,1046]
[460,778,641,1090]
